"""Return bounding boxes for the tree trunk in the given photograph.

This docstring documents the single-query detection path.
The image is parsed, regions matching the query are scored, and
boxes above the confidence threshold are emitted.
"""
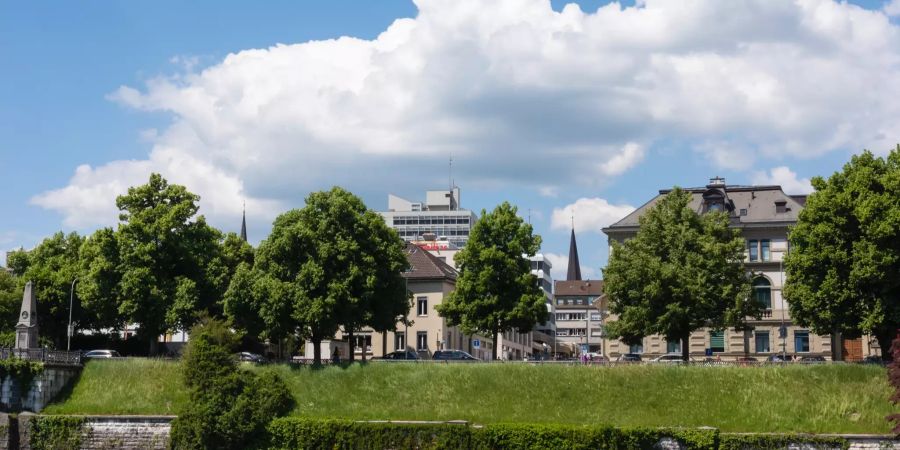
[312,336,322,366]
[492,330,499,361]
[681,333,690,362]
[876,328,895,362]
[347,328,355,363]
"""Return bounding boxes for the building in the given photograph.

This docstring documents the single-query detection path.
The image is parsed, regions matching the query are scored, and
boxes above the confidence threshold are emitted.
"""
[552,229,604,358]
[344,242,495,360]
[379,187,478,249]
[601,176,841,360]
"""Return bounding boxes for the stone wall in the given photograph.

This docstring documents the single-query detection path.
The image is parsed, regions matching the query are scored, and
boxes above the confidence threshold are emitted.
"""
[0,367,80,412]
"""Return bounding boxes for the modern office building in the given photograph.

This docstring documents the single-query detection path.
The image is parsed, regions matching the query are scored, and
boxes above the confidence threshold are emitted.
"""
[379,187,478,248]
[601,177,857,360]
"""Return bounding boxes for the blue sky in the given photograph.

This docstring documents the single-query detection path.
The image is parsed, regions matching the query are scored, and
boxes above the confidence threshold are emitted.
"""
[2,0,899,280]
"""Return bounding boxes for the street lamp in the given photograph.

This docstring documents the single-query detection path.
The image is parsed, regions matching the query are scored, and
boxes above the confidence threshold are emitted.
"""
[67,278,78,351]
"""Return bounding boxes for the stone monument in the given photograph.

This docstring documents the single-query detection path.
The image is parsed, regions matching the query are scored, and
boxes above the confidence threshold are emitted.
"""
[15,281,38,349]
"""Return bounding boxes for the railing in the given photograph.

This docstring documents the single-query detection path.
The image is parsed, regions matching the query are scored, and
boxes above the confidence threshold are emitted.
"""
[0,348,82,366]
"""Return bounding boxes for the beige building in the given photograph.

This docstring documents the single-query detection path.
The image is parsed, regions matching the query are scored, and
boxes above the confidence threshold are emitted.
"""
[343,243,495,360]
[601,177,846,361]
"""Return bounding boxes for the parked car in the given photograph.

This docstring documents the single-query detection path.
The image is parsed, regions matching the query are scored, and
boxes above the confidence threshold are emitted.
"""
[83,349,121,359]
[651,353,691,363]
[237,351,266,363]
[380,350,419,360]
[798,355,826,363]
[432,350,478,361]
[617,353,642,362]
[766,354,794,362]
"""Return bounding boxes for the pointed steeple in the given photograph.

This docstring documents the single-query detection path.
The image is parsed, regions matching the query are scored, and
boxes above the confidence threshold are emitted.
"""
[566,228,582,281]
[240,202,247,242]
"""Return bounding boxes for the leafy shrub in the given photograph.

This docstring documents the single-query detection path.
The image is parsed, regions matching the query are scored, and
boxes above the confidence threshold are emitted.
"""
[265,419,720,450]
[718,433,848,450]
[168,319,293,450]
[28,416,84,450]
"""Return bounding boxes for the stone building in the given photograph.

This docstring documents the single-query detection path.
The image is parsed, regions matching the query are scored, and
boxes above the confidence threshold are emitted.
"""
[601,177,841,360]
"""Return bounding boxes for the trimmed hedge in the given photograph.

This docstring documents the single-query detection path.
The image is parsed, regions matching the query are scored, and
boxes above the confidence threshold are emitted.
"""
[266,419,720,450]
[718,433,849,450]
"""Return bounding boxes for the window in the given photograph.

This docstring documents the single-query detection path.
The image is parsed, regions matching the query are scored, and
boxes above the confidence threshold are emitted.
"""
[710,331,725,352]
[761,239,771,261]
[416,331,428,351]
[794,330,810,352]
[755,331,770,353]
[417,297,428,316]
[395,332,405,351]
[752,277,772,309]
[667,340,681,353]
[629,343,644,354]
[748,240,759,261]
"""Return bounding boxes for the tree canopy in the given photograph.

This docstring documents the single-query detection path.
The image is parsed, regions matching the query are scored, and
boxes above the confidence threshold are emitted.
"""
[785,148,900,359]
[225,187,409,364]
[435,202,547,361]
[602,188,754,360]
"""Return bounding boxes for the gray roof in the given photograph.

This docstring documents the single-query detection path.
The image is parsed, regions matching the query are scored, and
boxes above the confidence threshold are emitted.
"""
[604,185,806,232]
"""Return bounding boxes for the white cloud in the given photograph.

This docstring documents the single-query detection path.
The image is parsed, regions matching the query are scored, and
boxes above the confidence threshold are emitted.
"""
[551,197,635,234]
[885,0,900,17]
[751,166,814,194]
[36,0,900,227]
[599,142,645,176]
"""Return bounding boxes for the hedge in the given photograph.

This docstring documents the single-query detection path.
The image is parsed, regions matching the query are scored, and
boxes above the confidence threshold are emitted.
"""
[265,419,720,450]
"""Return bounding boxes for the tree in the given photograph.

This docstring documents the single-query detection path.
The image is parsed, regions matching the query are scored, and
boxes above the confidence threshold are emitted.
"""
[436,202,547,361]
[113,173,227,353]
[228,187,409,365]
[784,148,900,360]
[6,232,84,347]
[602,188,754,361]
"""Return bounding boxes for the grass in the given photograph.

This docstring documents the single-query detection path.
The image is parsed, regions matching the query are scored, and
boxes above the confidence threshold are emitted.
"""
[42,358,186,416]
[45,360,894,433]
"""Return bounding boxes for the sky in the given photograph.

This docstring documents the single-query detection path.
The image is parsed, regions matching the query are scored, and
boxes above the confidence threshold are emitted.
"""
[2,0,900,281]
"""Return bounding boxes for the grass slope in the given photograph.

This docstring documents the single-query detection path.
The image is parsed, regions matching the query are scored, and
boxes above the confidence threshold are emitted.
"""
[46,360,893,433]
[43,358,186,416]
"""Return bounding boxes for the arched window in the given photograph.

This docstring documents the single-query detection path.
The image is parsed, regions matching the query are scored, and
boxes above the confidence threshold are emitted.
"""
[753,278,772,309]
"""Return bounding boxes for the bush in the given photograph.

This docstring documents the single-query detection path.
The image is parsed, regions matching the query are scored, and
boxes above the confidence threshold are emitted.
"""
[168,319,293,450]
[265,419,720,450]
[28,416,84,450]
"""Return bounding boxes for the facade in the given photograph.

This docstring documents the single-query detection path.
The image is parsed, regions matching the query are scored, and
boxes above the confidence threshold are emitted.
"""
[551,229,604,358]
[345,243,495,361]
[601,177,838,360]
[379,188,478,248]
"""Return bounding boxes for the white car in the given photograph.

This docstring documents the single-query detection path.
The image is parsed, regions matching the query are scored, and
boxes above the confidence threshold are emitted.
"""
[651,353,692,363]
[83,349,121,359]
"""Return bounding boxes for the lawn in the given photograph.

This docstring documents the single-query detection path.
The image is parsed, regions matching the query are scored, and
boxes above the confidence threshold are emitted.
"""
[45,360,894,433]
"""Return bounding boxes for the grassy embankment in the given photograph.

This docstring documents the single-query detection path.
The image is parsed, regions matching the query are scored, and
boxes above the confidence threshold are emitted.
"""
[44,360,894,434]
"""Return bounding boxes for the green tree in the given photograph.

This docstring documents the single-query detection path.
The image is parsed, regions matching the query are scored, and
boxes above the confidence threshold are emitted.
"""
[603,188,754,361]
[436,202,547,361]
[114,173,227,353]
[785,148,900,360]
[7,232,84,347]
[0,270,22,334]
[231,187,409,365]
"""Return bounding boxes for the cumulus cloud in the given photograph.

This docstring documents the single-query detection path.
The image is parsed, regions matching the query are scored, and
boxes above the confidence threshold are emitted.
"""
[35,0,900,228]
[751,166,814,194]
[599,142,645,176]
[551,197,635,234]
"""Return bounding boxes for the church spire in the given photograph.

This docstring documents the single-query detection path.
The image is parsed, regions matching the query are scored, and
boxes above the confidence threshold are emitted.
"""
[566,227,582,281]
[240,202,247,242]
